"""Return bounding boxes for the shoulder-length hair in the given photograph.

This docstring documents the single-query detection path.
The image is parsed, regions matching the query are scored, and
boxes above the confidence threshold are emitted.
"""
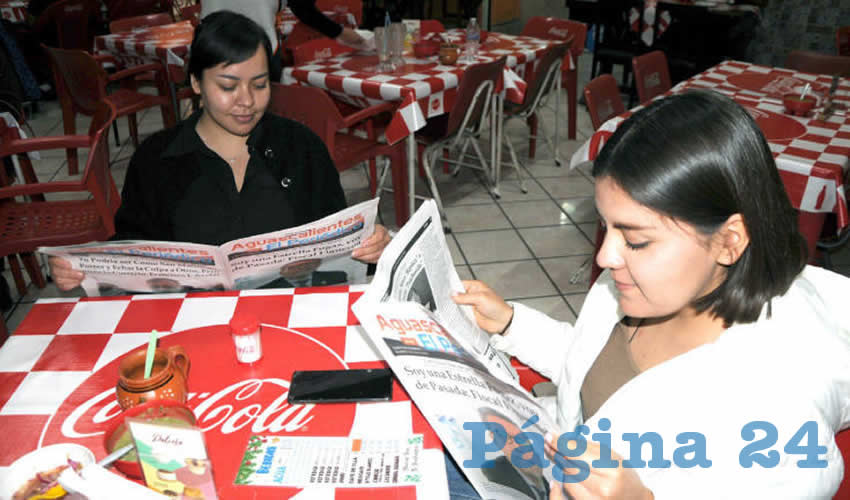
[592,90,807,325]
[187,10,273,82]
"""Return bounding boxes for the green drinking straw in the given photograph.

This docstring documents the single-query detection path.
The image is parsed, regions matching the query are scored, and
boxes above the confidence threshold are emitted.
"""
[143,329,158,379]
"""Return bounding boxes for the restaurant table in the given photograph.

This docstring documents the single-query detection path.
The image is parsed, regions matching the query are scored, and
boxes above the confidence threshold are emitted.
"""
[0,0,26,23]
[0,286,449,499]
[572,60,850,231]
[94,20,194,121]
[632,0,760,47]
[276,7,358,38]
[283,30,566,220]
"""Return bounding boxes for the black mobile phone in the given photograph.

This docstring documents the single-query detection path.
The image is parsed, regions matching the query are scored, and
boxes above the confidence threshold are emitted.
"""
[287,368,394,404]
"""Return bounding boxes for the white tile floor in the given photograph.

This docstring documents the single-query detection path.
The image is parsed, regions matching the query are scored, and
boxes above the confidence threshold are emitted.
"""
[6,52,850,332]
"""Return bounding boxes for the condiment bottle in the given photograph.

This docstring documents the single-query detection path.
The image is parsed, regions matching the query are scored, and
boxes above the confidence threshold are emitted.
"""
[229,314,263,364]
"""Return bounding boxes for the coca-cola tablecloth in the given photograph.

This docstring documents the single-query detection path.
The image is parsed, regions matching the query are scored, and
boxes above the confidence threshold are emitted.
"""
[571,60,850,231]
[0,0,26,23]
[94,20,194,71]
[0,286,448,499]
[276,8,357,38]
[282,31,564,146]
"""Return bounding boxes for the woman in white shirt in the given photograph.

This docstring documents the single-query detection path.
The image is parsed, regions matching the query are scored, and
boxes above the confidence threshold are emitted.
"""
[454,90,850,499]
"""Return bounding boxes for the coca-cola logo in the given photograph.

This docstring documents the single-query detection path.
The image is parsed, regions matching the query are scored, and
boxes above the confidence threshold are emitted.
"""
[39,324,357,487]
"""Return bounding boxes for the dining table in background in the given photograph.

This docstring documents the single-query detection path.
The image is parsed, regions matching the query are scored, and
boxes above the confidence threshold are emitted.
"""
[94,20,195,121]
[283,30,568,221]
[0,285,449,499]
[632,0,761,47]
[572,60,850,233]
[0,0,26,23]
[275,7,358,38]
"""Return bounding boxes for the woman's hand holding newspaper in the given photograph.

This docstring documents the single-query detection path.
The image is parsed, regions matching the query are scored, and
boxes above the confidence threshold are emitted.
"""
[49,256,85,291]
[452,280,514,334]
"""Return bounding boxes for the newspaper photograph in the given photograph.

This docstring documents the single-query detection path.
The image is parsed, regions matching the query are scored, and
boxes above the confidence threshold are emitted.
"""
[38,198,379,296]
[358,200,517,384]
[352,300,559,500]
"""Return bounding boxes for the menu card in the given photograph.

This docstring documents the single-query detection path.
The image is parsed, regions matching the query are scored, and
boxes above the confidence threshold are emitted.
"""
[126,418,219,499]
[234,434,424,488]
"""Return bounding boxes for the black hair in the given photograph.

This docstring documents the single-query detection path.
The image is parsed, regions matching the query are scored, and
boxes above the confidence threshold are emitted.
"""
[592,90,807,325]
[187,10,273,82]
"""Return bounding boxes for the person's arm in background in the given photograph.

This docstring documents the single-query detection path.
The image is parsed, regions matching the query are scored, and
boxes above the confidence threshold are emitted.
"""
[287,0,364,46]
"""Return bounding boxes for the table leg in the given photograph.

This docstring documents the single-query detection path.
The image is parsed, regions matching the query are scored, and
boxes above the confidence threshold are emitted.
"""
[554,73,562,167]
[407,133,416,218]
[493,95,504,197]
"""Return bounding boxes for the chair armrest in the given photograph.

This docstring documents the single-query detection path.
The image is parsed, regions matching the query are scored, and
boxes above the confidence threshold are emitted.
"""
[0,180,85,200]
[107,63,168,83]
[341,101,397,129]
[0,135,89,157]
[93,53,122,69]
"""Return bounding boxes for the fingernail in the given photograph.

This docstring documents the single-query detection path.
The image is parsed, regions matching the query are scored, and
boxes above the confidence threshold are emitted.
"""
[545,431,556,444]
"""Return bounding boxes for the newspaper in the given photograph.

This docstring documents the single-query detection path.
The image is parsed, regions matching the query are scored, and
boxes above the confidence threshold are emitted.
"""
[352,201,559,500]
[38,198,379,296]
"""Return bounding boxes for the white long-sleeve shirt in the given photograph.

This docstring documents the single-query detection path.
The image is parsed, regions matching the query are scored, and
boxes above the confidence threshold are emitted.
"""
[491,266,850,498]
[201,0,280,52]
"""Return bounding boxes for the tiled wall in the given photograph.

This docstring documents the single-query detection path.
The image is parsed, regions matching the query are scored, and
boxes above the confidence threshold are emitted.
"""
[749,0,850,68]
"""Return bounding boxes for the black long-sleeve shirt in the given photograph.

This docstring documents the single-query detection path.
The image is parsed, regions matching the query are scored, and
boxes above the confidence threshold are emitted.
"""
[288,0,343,39]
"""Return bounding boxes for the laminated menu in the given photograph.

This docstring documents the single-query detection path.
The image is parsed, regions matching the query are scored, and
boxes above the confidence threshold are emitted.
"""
[234,434,424,488]
[38,198,379,296]
[126,418,219,499]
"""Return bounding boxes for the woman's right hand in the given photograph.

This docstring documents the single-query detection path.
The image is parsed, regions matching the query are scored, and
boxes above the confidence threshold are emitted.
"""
[48,256,85,291]
[452,280,514,334]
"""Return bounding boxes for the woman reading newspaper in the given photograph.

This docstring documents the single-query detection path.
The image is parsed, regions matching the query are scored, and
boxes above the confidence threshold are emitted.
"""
[49,11,390,291]
[453,91,850,498]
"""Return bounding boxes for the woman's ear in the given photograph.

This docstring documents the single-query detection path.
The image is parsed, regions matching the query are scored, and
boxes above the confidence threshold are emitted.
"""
[190,74,201,95]
[717,214,750,266]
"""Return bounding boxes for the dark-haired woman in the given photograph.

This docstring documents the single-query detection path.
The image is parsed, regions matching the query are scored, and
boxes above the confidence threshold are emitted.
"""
[49,11,389,291]
[454,90,850,498]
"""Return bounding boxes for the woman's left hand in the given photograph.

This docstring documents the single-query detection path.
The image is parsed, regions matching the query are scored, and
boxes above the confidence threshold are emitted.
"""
[546,435,653,500]
[352,224,391,263]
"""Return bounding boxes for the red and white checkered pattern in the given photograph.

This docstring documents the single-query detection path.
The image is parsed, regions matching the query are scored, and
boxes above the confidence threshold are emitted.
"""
[631,0,759,46]
[282,32,558,145]
[94,20,193,71]
[0,0,26,23]
[0,287,447,499]
[571,61,850,229]
[276,8,357,37]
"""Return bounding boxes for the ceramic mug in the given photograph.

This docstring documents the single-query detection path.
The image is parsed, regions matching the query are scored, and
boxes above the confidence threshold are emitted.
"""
[116,345,190,410]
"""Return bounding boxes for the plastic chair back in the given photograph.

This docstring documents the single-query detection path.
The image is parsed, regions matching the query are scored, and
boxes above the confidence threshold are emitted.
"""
[284,22,328,53]
[38,0,100,50]
[444,57,506,139]
[108,0,173,21]
[315,0,362,26]
[521,16,587,66]
[110,12,173,32]
[180,3,200,26]
[293,39,354,65]
[419,20,445,37]
[836,429,850,499]
[44,46,107,115]
[268,84,345,152]
[632,50,672,104]
[837,26,850,57]
[785,50,850,78]
[584,74,625,130]
[511,42,570,117]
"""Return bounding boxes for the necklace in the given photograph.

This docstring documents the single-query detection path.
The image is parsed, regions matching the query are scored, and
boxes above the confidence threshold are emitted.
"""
[627,317,646,344]
[196,129,245,164]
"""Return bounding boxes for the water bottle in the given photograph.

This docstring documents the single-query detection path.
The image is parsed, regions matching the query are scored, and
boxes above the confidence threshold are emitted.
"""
[465,17,480,61]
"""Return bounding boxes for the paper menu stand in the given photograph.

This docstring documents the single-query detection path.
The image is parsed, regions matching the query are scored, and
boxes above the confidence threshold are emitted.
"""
[126,418,219,500]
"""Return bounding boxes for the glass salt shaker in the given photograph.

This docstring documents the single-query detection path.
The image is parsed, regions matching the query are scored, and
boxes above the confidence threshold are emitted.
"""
[229,314,263,364]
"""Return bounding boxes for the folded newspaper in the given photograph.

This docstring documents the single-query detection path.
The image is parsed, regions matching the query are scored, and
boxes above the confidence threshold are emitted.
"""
[38,198,379,296]
[352,200,559,500]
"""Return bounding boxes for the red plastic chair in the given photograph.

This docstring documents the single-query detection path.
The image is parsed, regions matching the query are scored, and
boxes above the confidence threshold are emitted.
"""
[836,429,850,499]
[33,0,101,50]
[269,83,409,226]
[0,102,121,295]
[632,50,672,105]
[785,50,850,78]
[107,0,173,22]
[109,12,173,32]
[44,45,176,175]
[419,20,445,37]
[293,38,354,65]
[179,3,200,26]
[315,0,363,26]
[837,26,850,57]
[584,74,626,131]
[521,16,588,140]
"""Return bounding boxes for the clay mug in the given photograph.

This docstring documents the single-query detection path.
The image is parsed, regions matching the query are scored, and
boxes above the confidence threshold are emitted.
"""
[439,44,459,65]
[116,345,190,409]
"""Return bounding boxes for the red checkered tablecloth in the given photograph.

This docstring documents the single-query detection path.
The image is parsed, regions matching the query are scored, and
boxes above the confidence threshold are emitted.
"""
[571,60,850,230]
[0,286,447,499]
[94,20,194,72]
[0,0,26,23]
[282,31,562,145]
[276,8,357,37]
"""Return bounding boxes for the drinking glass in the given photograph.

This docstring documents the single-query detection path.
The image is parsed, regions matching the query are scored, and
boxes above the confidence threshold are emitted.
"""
[390,22,406,67]
[374,27,393,71]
